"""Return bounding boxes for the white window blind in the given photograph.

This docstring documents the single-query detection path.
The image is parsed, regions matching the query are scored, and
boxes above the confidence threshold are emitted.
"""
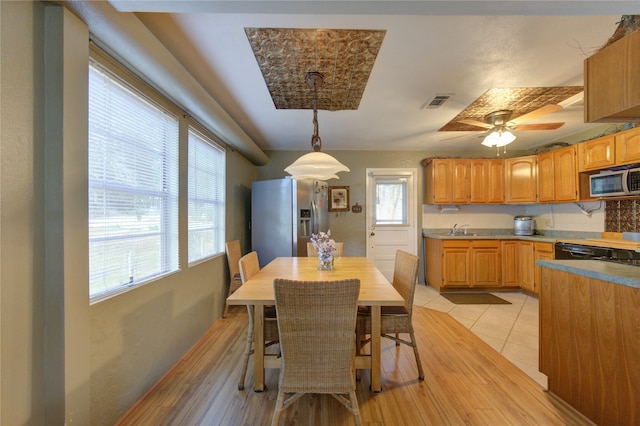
[88,60,179,299]
[188,128,225,263]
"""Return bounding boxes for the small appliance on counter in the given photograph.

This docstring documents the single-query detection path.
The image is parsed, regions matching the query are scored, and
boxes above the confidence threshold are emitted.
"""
[514,216,534,236]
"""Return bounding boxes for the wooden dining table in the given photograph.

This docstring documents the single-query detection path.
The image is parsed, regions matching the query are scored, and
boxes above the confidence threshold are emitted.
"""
[226,256,404,393]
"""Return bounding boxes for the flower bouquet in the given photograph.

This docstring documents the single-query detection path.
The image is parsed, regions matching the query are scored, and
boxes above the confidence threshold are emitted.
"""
[311,230,336,270]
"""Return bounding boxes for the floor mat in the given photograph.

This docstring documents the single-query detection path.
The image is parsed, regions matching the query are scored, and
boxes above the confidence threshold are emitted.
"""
[441,292,511,305]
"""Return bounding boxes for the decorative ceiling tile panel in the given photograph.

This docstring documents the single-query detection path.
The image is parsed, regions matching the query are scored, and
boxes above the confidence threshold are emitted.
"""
[245,28,386,110]
[440,86,584,131]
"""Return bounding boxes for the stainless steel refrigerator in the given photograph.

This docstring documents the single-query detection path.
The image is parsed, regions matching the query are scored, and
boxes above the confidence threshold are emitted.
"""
[251,177,329,267]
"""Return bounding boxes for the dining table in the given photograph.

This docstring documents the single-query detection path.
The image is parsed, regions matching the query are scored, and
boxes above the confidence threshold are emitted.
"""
[226,256,404,393]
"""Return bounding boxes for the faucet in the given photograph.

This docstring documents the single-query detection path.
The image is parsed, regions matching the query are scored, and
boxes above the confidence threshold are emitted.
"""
[451,223,470,236]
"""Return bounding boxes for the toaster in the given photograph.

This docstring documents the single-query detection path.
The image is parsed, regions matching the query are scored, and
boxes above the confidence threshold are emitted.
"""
[514,216,534,236]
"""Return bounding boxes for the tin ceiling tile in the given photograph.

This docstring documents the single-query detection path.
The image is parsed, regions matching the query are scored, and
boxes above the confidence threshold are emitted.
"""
[245,28,386,111]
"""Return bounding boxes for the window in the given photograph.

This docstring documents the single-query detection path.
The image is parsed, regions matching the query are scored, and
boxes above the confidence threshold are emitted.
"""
[188,128,225,263]
[375,177,408,225]
[88,60,179,299]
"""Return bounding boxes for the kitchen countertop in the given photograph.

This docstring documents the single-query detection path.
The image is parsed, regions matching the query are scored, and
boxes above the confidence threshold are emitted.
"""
[423,230,557,243]
[536,259,640,289]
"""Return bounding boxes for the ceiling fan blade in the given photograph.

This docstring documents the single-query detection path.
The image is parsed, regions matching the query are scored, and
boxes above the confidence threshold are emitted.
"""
[509,104,563,125]
[512,122,565,131]
[440,131,485,141]
[458,119,493,129]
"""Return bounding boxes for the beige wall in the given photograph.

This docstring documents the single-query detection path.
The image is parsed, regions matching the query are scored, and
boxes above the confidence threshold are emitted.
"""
[1,3,257,425]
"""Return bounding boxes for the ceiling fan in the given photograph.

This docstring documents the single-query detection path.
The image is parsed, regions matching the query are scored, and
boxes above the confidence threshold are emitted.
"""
[458,104,565,134]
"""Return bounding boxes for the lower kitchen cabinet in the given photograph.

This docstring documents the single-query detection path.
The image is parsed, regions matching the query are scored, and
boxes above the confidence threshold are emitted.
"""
[539,267,639,425]
[470,240,501,287]
[533,242,554,294]
[426,238,502,290]
[501,241,519,287]
[518,241,535,294]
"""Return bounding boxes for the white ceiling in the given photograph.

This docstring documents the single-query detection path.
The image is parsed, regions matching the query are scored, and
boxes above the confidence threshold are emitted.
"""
[109,1,639,153]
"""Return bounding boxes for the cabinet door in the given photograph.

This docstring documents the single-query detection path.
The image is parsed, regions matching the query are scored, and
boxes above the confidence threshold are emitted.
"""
[469,159,488,203]
[442,241,470,287]
[471,240,501,287]
[537,151,555,202]
[505,156,537,203]
[533,242,554,295]
[578,136,615,171]
[451,160,470,203]
[553,145,578,202]
[501,241,519,288]
[487,160,505,203]
[517,241,535,292]
[426,159,452,204]
[615,128,640,165]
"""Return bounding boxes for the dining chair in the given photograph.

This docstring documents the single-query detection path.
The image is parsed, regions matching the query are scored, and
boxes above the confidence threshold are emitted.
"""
[306,241,344,257]
[237,251,280,390]
[356,250,424,381]
[271,278,361,426]
[223,240,243,318]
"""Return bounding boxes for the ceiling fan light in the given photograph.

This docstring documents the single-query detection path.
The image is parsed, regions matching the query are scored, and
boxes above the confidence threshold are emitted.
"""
[481,131,501,147]
[496,130,515,146]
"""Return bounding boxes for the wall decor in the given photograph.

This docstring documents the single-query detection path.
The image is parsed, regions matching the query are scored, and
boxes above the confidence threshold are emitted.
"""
[329,186,350,212]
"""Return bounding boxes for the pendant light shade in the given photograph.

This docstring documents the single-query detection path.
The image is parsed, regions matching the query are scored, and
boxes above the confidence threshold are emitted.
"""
[284,72,349,180]
[284,152,350,180]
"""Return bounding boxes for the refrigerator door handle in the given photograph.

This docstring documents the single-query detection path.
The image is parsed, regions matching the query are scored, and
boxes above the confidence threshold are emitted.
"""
[311,199,319,234]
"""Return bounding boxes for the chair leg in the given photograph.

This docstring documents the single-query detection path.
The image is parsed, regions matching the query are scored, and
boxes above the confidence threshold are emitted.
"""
[349,390,361,426]
[271,390,285,426]
[238,318,255,390]
[395,332,400,347]
[223,303,230,318]
[408,324,425,381]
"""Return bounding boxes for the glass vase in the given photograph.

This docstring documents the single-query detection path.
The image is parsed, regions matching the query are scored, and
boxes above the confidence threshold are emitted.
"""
[317,253,334,271]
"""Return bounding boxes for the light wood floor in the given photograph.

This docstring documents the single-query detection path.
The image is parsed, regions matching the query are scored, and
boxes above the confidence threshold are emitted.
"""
[116,305,591,425]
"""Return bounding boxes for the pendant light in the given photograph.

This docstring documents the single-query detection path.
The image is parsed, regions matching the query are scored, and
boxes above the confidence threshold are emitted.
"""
[284,72,350,180]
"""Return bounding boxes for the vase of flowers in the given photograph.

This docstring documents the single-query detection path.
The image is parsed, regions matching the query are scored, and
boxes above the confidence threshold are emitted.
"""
[311,230,336,271]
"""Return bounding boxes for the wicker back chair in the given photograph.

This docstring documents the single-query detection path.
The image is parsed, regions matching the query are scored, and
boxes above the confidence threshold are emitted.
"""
[223,240,243,318]
[237,251,280,390]
[356,250,424,381]
[271,278,361,426]
[306,241,344,257]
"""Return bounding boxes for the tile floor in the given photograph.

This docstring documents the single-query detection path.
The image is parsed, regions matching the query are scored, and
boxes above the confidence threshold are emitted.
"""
[413,284,548,388]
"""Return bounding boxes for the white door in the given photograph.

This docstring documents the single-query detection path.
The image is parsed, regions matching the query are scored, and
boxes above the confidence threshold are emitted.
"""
[366,168,418,282]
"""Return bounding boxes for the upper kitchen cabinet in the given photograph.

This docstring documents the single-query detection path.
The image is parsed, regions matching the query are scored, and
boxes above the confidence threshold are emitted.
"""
[615,127,640,165]
[505,156,537,203]
[584,30,640,123]
[553,145,578,202]
[470,159,504,204]
[424,159,453,204]
[578,134,615,171]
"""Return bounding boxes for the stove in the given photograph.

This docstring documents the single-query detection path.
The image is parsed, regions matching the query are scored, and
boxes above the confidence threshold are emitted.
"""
[555,241,640,267]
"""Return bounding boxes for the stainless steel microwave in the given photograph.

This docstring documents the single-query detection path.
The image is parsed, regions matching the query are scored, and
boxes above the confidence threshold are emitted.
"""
[589,167,640,197]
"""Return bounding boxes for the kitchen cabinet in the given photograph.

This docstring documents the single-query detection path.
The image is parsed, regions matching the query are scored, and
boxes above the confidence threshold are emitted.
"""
[441,240,471,287]
[615,127,640,165]
[517,241,535,293]
[426,238,502,290]
[424,159,452,204]
[539,267,639,425]
[552,145,578,202]
[470,159,504,204]
[578,135,615,171]
[533,242,553,294]
[584,29,640,123]
[505,156,537,203]
[501,241,519,288]
[536,151,555,202]
[451,159,470,203]
[470,240,501,287]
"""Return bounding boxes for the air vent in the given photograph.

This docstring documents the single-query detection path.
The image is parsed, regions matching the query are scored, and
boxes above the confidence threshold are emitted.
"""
[421,94,454,109]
